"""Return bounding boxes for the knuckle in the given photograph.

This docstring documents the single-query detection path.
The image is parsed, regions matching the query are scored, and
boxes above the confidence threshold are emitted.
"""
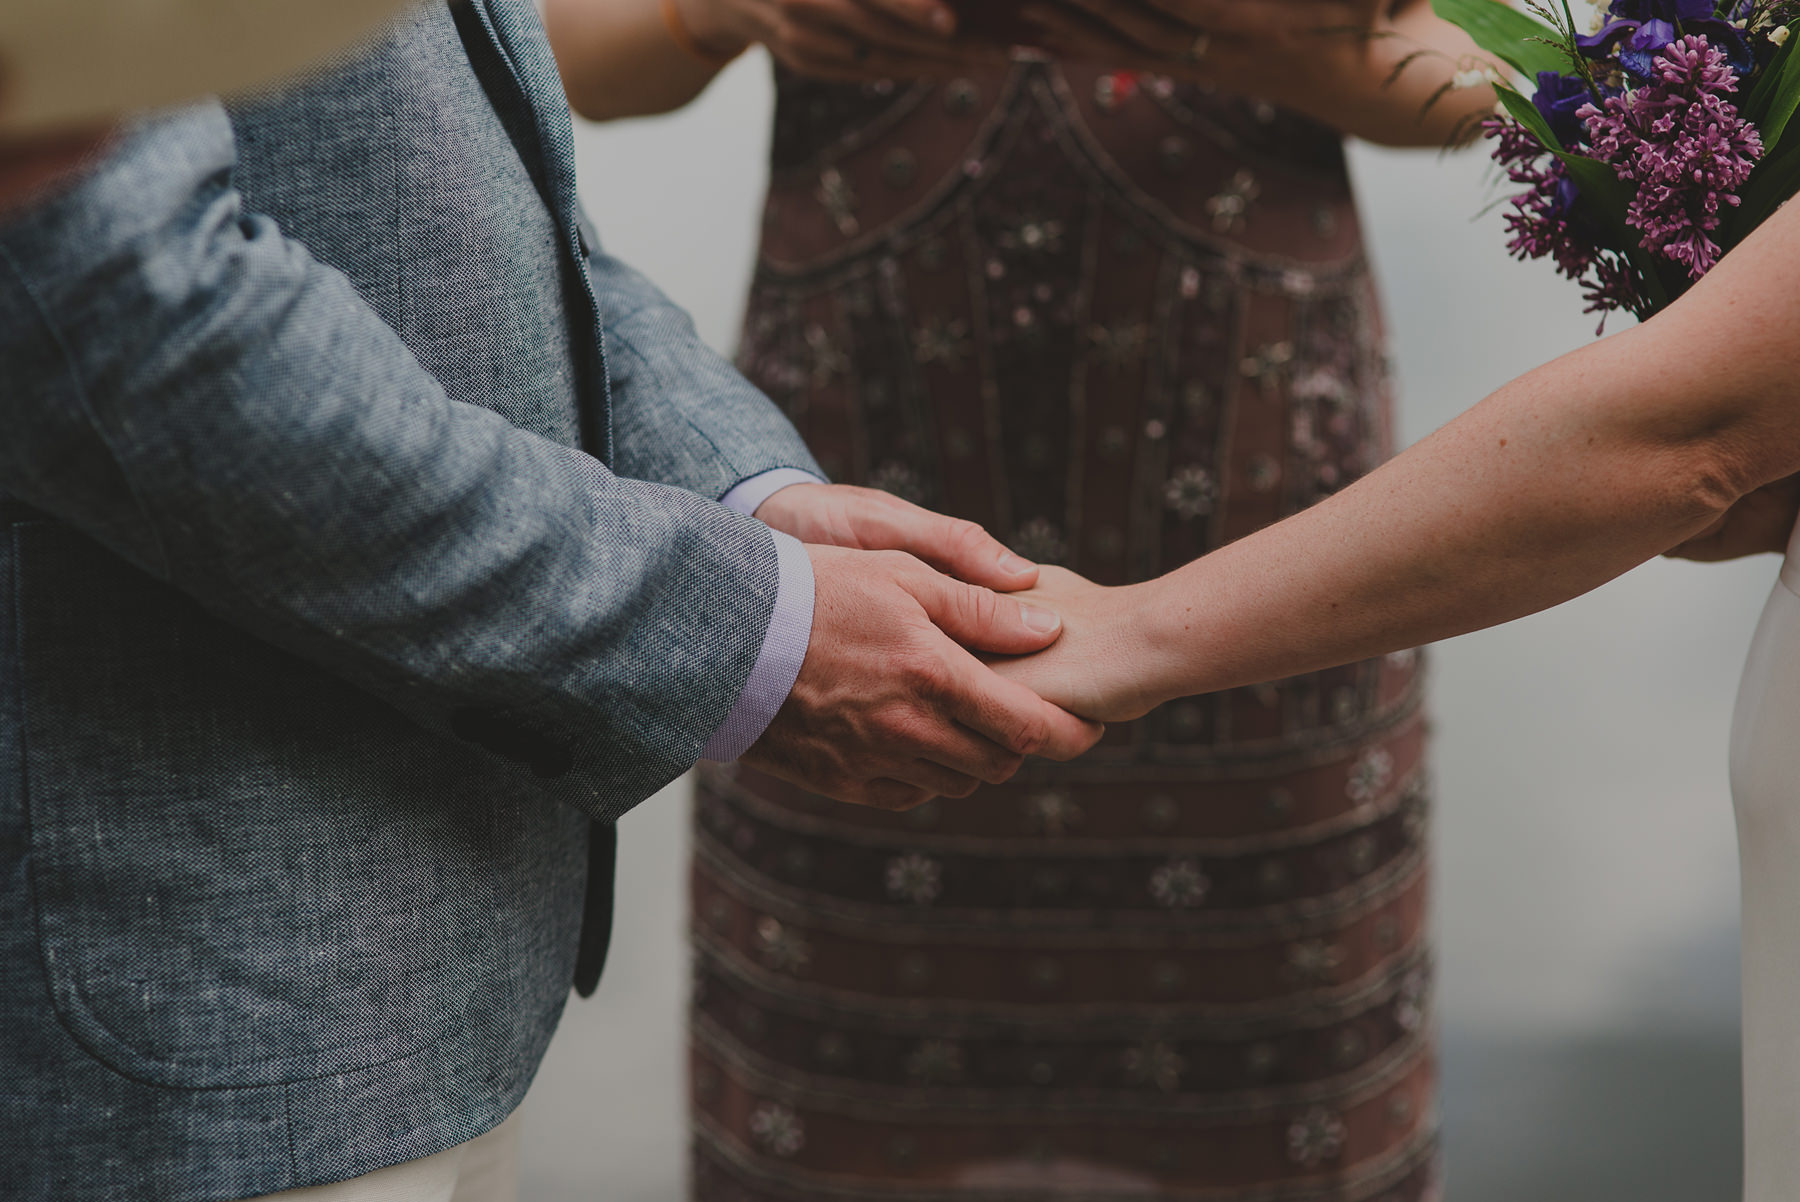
[1006,711,1051,756]
[983,753,1026,785]
[867,780,920,811]
[902,646,956,698]
[949,518,989,553]
[960,582,998,627]
[882,709,934,753]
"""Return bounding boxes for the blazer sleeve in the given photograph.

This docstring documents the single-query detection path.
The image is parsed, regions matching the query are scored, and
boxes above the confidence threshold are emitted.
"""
[0,104,784,821]
[578,208,827,499]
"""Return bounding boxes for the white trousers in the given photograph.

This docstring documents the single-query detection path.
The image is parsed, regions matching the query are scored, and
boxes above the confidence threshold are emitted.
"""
[243,1113,520,1202]
[1729,522,1800,1202]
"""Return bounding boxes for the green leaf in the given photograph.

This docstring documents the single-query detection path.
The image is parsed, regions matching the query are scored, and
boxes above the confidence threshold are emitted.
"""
[1431,0,1573,82]
[1734,142,1800,239]
[1753,26,1800,150]
[1741,23,1798,126]
[1495,82,1562,148]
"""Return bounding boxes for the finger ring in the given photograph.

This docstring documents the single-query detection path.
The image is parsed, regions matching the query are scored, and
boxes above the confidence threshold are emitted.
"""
[1184,32,1210,62]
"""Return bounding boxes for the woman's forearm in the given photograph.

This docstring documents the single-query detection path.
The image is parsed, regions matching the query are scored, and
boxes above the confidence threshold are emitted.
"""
[1089,199,1800,713]
[545,0,731,122]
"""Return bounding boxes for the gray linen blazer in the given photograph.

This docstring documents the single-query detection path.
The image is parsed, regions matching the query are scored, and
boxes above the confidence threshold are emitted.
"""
[0,0,820,1196]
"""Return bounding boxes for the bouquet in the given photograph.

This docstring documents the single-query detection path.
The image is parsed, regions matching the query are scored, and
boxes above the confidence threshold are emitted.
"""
[1431,0,1800,327]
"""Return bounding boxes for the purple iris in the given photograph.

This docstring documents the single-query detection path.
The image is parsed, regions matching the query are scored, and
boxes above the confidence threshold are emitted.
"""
[1578,0,1755,77]
[1533,71,1593,147]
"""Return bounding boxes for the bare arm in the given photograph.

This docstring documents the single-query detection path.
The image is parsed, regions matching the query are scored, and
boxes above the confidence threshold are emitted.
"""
[545,0,998,123]
[1021,0,1496,148]
[998,196,1800,719]
[545,0,725,121]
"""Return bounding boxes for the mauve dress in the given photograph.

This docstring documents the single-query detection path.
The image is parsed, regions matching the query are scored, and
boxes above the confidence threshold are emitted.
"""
[690,58,1439,1202]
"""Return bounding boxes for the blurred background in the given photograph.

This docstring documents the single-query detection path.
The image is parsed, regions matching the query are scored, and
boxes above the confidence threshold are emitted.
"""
[518,50,1762,1200]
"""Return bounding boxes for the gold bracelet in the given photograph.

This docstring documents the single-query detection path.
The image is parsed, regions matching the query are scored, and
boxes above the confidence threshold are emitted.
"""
[661,0,745,68]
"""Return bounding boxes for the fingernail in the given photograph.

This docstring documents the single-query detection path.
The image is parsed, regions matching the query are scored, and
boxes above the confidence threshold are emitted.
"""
[1021,605,1061,634]
[998,550,1032,575]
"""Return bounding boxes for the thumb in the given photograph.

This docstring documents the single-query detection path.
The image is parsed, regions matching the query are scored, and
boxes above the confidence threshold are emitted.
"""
[906,568,1064,655]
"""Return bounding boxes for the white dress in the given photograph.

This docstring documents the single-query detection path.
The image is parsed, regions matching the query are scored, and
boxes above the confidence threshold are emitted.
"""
[1729,518,1800,1201]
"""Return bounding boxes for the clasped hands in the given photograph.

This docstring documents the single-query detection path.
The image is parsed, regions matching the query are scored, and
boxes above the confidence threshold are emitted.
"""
[672,0,1391,87]
[742,483,1154,810]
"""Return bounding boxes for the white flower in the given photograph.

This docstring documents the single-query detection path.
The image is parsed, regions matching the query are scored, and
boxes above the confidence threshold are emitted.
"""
[1451,67,1495,90]
[1775,26,1792,48]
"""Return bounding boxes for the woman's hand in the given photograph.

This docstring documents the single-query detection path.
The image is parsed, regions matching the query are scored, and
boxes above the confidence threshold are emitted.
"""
[986,566,1166,723]
[1014,0,1494,147]
[677,0,1008,80]
[1018,0,1373,97]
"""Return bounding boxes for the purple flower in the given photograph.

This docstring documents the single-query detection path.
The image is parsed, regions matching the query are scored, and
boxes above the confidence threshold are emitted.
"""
[1533,71,1594,147]
[1580,0,1755,77]
[1579,34,1763,277]
[1483,116,1645,321]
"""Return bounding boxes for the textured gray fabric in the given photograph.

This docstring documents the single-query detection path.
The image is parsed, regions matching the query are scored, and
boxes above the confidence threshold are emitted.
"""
[0,0,821,1197]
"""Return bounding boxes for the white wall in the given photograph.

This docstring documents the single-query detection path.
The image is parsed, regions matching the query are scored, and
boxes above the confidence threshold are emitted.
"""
[520,52,1763,1200]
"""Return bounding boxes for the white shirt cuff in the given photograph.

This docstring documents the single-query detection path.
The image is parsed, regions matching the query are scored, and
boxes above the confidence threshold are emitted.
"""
[701,529,815,762]
[718,468,825,517]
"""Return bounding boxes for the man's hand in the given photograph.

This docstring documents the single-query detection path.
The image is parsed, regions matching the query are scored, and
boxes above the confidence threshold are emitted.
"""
[755,482,1040,591]
[1665,474,1800,562]
[742,546,1104,809]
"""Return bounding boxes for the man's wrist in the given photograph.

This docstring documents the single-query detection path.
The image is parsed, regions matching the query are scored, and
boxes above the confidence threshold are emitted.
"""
[701,529,816,761]
[719,468,826,519]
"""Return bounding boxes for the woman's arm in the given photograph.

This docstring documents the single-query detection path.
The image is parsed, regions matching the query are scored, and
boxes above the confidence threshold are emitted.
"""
[998,196,1800,720]
[1021,0,1497,147]
[544,0,999,123]
[544,0,727,121]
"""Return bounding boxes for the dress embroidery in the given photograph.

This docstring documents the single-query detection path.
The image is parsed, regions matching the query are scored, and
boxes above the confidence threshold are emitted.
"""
[694,58,1438,1201]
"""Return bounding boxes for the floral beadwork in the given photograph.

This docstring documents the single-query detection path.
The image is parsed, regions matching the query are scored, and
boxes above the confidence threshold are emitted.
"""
[1148,858,1210,908]
[749,1103,807,1158]
[885,852,944,906]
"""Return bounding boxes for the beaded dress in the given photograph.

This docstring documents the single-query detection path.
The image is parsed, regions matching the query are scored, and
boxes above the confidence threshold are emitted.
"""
[691,59,1439,1202]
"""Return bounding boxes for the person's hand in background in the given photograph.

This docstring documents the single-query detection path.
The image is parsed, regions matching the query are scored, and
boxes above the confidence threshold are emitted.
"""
[668,0,1007,80]
[1666,474,1800,562]
[1013,0,1495,148]
[743,547,1104,809]
[0,129,108,218]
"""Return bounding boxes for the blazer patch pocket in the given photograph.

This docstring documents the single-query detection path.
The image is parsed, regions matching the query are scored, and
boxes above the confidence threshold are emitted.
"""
[14,523,483,1089]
